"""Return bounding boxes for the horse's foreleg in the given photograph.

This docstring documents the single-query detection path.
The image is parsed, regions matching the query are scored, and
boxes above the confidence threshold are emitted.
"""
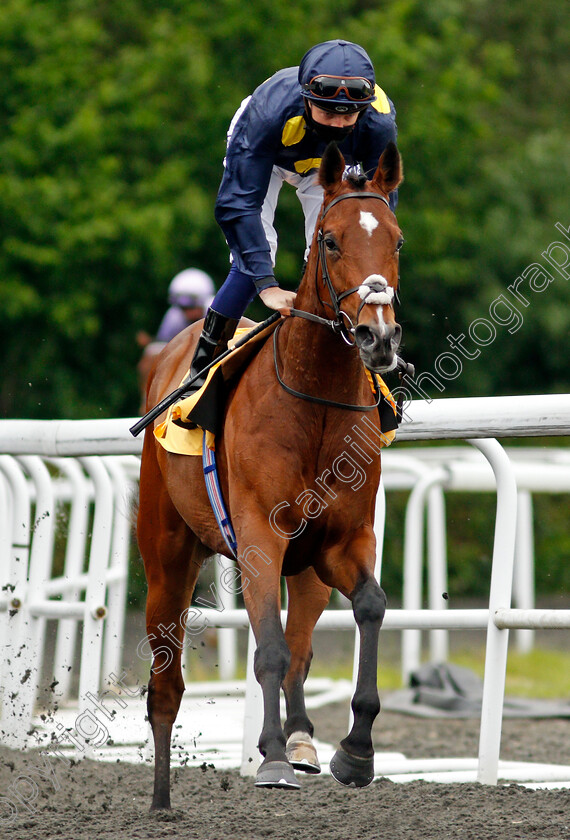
[252,612,294,782]
[331,574,386,787]
[316,532,385,788]
[240,545,298,789]
[282,568,331,774]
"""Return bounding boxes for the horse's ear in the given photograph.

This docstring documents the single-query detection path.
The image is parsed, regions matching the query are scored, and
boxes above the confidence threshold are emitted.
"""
[319,142,345,192]
[372,141,403,195]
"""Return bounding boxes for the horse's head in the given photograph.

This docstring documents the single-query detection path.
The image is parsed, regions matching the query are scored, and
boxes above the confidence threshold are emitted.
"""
[315,141,404,373]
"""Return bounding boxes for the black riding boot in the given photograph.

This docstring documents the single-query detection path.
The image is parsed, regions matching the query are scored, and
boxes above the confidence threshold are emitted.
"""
[185,308,239,394]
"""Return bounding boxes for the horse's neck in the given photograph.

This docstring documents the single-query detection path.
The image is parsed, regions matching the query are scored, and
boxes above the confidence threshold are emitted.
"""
[280,276,368,402]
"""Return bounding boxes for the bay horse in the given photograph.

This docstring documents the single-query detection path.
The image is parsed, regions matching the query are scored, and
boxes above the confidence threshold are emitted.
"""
[137,140,404,808]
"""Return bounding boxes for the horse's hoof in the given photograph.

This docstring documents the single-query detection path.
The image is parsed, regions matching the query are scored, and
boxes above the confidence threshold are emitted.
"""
[285,731,321,774]
[255,760,301,789]
[329,748,375,788]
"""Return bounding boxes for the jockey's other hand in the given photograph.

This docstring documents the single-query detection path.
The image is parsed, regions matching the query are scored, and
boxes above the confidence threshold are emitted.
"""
[259,286,297,316]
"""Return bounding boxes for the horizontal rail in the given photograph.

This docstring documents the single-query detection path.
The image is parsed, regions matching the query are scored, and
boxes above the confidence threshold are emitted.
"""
[494,608,570,629]
[0,598,107,618]
[1,393,570,455]
[25,600,108,620]
[189,608,491,631]
[0,418,143,456]
[183,607,570,632]
[396,393,570,441]
[7,603,566,629]
[42,567,125,596]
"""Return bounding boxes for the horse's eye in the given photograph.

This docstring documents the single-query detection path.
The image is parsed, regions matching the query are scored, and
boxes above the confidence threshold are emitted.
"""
[324,236,338,252]
[395,237,404,253]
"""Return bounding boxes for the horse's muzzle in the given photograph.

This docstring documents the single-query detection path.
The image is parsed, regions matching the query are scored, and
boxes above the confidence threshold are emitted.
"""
[354,322,402,372]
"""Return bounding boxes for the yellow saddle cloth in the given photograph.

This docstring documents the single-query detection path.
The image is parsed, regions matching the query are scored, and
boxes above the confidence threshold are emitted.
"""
[154,325,398,456]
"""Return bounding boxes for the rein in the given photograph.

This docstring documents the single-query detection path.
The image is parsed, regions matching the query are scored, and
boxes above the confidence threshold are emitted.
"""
[272,320,383,412]
[274,189,394,412]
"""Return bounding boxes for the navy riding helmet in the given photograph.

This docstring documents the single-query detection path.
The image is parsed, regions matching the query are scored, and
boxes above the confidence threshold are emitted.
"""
[299,40,377,114]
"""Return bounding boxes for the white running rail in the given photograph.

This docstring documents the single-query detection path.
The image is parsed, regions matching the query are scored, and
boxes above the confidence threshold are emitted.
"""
[0,393,569,786]
[0,453,139,749]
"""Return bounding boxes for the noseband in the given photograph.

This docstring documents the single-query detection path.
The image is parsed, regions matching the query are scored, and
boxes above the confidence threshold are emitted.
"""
[290,191,393,345]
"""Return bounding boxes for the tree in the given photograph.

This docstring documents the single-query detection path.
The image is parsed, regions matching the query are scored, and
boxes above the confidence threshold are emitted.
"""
[0,0,568,419]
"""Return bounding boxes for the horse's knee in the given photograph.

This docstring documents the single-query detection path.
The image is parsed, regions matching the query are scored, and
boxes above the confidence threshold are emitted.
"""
[286,655,313,694]
[352,579,386,625]
[254,637,291,683]
[147,661,185,725]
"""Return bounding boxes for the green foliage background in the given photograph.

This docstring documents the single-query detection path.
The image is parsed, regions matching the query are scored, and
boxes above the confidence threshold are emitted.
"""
[1,1,569,600]
[1,0,569,419]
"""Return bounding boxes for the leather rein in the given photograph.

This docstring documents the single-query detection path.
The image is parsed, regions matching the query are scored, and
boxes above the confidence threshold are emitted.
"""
[273,190,394,412]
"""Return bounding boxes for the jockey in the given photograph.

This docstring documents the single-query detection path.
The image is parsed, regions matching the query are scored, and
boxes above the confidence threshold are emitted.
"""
[186,39,398,392]
[136,267,216,413]
[156,268,215,343]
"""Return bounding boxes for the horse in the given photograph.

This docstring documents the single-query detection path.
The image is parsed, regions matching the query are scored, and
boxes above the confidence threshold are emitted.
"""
[137,140,404,809]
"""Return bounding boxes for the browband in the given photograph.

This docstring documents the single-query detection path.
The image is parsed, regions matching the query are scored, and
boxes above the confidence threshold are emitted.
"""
[320,191,390,220]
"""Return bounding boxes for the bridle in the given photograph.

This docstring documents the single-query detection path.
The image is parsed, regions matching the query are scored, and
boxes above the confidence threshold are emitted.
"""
[273,189,399,412]
[288,190,395,346]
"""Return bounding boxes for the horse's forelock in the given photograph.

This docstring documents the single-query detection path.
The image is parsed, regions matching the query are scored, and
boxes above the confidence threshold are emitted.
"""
[345,173,368,190]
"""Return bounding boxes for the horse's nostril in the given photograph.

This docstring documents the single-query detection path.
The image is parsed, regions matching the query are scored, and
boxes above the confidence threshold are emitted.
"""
[354,326,375,350]
[355,323,402,360]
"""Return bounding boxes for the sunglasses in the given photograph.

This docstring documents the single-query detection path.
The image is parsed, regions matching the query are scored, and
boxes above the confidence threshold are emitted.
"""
[304,75,375,102]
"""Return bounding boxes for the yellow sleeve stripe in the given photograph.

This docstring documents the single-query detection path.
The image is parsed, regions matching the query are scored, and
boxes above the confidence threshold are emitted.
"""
[294,158,322,174]
[281,115,306,146]
[371,85,391,114]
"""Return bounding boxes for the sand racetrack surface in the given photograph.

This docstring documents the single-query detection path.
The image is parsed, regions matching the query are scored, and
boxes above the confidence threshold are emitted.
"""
[1,702,569,840]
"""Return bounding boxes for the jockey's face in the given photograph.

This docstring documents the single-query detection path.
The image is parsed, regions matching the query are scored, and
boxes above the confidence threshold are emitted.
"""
[308,101,360,128]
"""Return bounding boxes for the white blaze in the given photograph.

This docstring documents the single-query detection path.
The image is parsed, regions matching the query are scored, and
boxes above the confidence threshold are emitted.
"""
[359,211,379,237]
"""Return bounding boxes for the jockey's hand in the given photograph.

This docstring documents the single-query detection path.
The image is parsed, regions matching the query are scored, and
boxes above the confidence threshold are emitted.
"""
[259,286,297,316]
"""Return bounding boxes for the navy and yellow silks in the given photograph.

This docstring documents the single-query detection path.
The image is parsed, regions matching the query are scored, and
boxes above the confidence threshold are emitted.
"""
[214,65,398,281]
[154,323,398,456]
